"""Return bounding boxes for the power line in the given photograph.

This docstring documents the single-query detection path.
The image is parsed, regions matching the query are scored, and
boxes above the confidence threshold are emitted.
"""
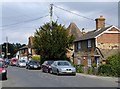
[53,4,115,26]
[53,5,95,21]
[1,14,49,27]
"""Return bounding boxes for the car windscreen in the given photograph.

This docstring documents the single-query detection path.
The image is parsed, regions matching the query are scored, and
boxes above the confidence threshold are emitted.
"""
[47,61,54,65]
[57,61,70,66]
[19,60,26,63]
[30,61,39,65]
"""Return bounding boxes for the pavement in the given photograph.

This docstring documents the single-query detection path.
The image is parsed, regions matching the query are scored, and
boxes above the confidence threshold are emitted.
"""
[77,73,119,82]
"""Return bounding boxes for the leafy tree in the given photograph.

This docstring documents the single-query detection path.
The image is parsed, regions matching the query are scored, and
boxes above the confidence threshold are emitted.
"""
[107,52,120,77]
[33,21,74,63]
[1,43,26,58]
[13,43,26,54]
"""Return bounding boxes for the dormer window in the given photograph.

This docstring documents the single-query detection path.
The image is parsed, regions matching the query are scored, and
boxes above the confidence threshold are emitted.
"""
[88,40,91,48]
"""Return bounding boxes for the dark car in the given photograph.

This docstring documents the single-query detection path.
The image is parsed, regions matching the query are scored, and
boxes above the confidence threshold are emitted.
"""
[4,58,10,66]
[26,60,41,70]
[41,60,54,73]
[0,60,7,80]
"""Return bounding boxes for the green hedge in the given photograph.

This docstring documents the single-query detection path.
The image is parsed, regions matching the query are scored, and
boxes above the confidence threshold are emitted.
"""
[74,64,84,73]
[32,55,41,62]
[98,64,112,76]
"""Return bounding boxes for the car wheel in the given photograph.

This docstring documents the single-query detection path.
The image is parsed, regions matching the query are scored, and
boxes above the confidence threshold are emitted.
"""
[49,69,53,74]
[46,69,49,73]
[57,69,59,75]
[28,66,30,70]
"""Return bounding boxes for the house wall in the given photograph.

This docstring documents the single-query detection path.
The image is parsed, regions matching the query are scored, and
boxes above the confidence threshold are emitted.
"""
[97,33,120,49]
[74,38,96,66]
[75,38,96,52]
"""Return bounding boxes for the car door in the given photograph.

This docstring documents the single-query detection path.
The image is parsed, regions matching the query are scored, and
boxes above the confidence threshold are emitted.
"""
[52,62,58,73]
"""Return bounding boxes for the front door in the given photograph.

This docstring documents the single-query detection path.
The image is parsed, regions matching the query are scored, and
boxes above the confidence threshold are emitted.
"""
[95,57,100,67]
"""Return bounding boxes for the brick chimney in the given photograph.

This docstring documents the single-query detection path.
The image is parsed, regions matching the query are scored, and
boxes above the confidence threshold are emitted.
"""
[28,36,33,48]
[95,16,105,30]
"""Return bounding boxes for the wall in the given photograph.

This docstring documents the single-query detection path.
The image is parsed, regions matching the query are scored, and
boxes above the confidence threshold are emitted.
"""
[97,33,120,49]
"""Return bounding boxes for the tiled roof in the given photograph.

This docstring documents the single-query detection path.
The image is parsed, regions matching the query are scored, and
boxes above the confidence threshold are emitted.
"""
[19,45,28,50]
[67,22,82,40]
[75,25,113,42]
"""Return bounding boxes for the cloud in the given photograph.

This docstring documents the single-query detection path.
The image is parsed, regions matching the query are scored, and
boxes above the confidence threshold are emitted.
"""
[1,0,120,2]
[2,28,34,44]
[1,2,118,44]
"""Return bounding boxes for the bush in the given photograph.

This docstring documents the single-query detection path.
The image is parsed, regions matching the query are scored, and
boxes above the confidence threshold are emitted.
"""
[87,67,93,74]
[92,63,97,68]
[32,55,41,62]
[75,64,84,73]
[98,64,112,76]
[107,52,120,77]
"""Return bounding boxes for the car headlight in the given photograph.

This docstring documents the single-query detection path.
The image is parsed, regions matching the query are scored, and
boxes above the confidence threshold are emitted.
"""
[2,70,6,73]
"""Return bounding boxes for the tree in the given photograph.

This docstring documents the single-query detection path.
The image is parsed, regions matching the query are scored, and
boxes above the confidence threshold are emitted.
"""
[1,43,26,58]
[33,21,74,63]
[107,52,120,77]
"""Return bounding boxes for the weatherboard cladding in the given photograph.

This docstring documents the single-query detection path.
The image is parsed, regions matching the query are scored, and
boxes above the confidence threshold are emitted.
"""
[74,25,112,42]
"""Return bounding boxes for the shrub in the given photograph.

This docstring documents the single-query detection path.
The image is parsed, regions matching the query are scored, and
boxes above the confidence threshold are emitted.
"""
[76,64,84,73]
[87,67,93,74]
[107,52,120,77]
[92,63,97,68]
[98,64,112,76]
[32,55,41,62]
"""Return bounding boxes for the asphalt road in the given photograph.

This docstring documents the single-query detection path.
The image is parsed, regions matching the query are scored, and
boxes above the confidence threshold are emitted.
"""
[1,66,119,87]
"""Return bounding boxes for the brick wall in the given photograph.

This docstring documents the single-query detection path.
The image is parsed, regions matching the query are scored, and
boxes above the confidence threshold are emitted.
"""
[97,32,120,49]
[97,33,120,44]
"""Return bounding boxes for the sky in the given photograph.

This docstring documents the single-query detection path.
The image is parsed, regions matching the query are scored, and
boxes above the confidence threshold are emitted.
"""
[0,0,119,44]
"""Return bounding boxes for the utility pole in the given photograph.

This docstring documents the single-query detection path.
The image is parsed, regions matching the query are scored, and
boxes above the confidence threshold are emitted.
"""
[50,4,53,31]
[6,36,8,58]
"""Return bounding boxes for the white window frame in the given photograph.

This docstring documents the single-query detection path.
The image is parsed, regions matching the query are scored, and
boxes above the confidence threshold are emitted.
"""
[87,40,92,48]
[77,42,81,50]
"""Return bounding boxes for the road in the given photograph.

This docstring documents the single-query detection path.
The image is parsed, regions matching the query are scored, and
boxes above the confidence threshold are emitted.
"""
[1,66,119,87]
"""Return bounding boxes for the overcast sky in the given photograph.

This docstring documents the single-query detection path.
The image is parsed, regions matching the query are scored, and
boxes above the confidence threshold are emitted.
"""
[0,0,119,44]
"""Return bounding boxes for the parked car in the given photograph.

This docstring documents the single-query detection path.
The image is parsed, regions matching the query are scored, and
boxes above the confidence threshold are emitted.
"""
[0,60,7,80]
[4,58,10,65]
[51,60,76,75]
[41,60,54,73]
[17,59,27,67]
[0,58,8,68]
[10,58,18,66]
[26,60,41,70]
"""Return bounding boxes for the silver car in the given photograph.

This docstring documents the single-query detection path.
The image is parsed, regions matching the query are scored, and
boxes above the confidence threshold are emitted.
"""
[51,60,76,75]
[17,60,27,67]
